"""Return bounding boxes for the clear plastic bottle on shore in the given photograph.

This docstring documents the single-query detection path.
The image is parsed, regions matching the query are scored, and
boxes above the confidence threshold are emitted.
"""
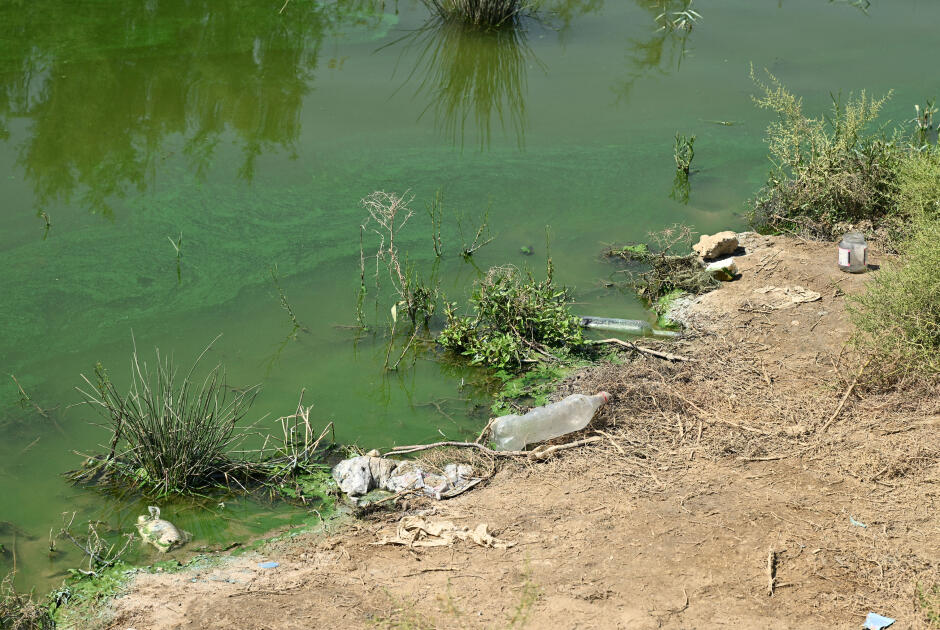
[490,392,610,451]
[837,232,868,273]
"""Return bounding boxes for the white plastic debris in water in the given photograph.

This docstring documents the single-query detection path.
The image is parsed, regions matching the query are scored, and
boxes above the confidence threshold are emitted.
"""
[135,506,191,553]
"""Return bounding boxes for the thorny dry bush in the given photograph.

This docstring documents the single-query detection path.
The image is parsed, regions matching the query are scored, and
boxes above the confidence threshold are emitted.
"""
[0,573,54,630]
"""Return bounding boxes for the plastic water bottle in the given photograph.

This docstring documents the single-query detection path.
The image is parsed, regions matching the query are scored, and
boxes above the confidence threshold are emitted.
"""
[490,392,610,451]
[579,316,679,338]
[837,232,868,273]
[580,316,652,335]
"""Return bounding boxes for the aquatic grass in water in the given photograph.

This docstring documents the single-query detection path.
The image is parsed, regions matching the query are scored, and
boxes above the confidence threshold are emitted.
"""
[421,0,529,29]
[76,338,261,495]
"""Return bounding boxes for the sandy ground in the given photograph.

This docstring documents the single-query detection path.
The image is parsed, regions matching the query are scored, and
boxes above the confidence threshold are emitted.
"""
[92,233,938,630]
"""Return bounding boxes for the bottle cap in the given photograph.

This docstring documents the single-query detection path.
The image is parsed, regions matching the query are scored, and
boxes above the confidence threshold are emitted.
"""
[598,391,611,403]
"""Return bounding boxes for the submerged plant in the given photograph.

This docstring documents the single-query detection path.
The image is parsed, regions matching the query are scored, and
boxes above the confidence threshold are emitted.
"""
[656,0,701,32]
[911,99,937,147]
[76,338,261,494]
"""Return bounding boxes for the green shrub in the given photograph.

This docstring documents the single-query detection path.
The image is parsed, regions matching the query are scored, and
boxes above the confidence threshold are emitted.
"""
[748,67,905,239]
[439,265,583,371]
[894,149,940,221]
[849,213,940,376]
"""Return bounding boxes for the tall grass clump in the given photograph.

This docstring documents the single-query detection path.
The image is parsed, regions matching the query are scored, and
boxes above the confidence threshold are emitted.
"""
[439,264,583,371]
[77,339,260,495]
[748,67,905,241]
[421,0,529,28]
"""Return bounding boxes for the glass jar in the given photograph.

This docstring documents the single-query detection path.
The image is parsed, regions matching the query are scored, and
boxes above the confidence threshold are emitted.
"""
[837,232,868,273]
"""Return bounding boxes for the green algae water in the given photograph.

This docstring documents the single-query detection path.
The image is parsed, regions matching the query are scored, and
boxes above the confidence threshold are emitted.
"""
[1,0,938,591]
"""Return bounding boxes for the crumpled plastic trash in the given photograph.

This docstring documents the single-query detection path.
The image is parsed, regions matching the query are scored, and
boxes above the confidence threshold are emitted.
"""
[332,456,477,500]
[135,506,191,553]
[257,561,279,569]
[863,612,895,629]
[373,516,515,549]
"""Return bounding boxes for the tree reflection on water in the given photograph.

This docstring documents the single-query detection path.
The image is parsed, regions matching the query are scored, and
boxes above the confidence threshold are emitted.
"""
[0,0,388,217]
[392,18,540,150]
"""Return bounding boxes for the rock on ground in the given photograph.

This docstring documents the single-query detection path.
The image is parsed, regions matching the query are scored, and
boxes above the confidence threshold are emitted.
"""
[693,231,738,260]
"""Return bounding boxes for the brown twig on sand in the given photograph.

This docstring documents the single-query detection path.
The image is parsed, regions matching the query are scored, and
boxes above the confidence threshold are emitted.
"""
[766,548,777,596]
[526,436,602,461]
[475,417,499,444]
[385,441,523,458]
[595,338,692,362]
[820,358,871,433]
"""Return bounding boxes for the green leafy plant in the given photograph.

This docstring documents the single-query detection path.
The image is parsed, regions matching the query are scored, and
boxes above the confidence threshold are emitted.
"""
[916,582,940,628]
[439,265,583,371]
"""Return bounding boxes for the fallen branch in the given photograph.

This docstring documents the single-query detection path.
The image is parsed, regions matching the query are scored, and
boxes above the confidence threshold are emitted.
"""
[766,548,777,596]
[475,417,499,444]
[384,436,602,461]
[527,436,602,461]
[384,441,524,458]
[595,338,692,362]
[819,358,871,433]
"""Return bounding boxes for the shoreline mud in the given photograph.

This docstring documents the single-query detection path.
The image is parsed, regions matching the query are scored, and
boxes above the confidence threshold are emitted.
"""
[62,233,940,629]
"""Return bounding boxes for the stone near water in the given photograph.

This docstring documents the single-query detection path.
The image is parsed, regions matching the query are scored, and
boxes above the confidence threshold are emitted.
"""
[693,231,739,260]
[332,455,375,496]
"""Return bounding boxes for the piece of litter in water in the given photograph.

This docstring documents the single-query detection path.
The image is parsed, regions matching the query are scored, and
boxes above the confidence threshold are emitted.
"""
[863,612,895,629]
[849,516,868,528]
[257,561,279,569]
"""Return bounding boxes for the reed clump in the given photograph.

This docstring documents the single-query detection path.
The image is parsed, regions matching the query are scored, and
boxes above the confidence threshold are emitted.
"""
[72,340,337,503]
[76,340,260,495]
[421,0,529,29]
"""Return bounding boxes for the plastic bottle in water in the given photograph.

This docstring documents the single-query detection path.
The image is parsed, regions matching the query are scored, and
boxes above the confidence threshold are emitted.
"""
[490,392,611,451]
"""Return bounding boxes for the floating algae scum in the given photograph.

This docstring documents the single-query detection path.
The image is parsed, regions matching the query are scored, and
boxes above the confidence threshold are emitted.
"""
[1,0,938,594]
